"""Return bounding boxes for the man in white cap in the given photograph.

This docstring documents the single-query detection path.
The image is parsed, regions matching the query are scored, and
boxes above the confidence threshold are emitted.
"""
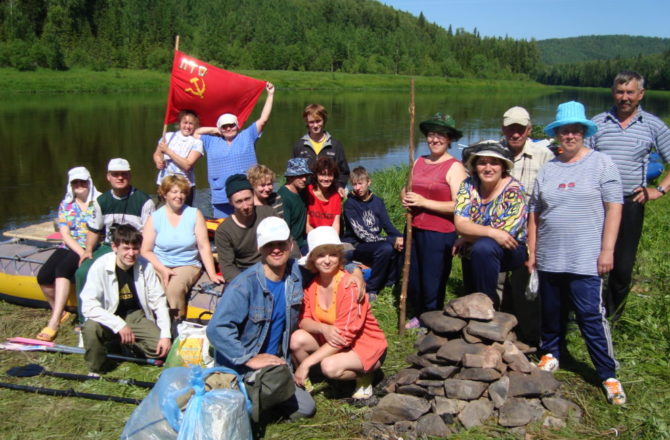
[75,158,155,325]
[499,107,553,349]
[195,82,275,218]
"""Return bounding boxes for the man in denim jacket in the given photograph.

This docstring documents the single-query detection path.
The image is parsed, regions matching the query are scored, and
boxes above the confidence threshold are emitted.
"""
[207,217,364,420]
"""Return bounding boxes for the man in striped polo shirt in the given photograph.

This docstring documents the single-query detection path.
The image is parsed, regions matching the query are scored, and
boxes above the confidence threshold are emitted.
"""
[588,71,670,322]
[75,158,155,325]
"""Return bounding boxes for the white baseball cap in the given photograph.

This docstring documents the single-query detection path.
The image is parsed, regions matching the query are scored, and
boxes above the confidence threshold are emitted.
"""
[299,226,342,265]
[68,166,91,183]
[502,106,531,127]
[257,216,290,249]
[216,113,239,129]
[107,158,131,172]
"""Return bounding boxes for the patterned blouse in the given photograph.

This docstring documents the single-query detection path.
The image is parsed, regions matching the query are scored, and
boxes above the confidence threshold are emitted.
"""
[454,176,528,242]
[56,200,96,249]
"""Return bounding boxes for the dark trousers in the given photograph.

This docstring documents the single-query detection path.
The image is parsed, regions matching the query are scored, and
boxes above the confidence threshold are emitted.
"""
[461,237,527,309]
[606,197,644,321]
[539,271,617,381]
[408,228,457,316]
[501,266,541,347]
[352,241,401,294]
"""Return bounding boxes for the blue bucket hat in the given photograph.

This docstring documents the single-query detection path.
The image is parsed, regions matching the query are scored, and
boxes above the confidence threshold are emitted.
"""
[284,158,312,177]
[544,101,598,138]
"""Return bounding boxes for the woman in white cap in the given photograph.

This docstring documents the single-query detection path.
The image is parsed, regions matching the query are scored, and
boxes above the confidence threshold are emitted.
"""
[196,82,275,218]
[453,140,528,308]
[290,226,387,400]
[35,166,100,341]
[528,101,626,405]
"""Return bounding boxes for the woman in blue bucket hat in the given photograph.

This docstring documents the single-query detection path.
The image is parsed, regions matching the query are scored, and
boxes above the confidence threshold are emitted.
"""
[527,101,627,405]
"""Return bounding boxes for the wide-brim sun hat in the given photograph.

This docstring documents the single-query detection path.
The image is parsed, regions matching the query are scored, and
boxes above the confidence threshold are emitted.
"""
[299,226,342,265]
[462,140,514,173]
[544,101,598,138]
[419,112,463,141]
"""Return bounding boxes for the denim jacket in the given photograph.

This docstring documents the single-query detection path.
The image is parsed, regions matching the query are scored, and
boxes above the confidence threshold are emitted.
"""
[206,259,304,373]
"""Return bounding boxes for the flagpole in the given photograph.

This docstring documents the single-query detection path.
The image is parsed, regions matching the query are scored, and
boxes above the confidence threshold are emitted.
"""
[161,35,180,140]
[398,78,415,335]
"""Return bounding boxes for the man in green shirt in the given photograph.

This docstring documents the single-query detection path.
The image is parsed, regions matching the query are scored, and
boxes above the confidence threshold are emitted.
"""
[277,158,311,255]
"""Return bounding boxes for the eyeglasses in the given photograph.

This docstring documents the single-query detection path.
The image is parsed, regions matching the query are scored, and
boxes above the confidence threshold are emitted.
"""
[220,124,237,131]
[71,180,89,186]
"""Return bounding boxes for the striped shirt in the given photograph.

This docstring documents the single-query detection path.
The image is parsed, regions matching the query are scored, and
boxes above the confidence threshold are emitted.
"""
[530,150,622,276]
[587,106,670,196]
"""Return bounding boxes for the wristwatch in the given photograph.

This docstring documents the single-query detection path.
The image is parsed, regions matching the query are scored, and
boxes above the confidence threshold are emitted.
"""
[656,185,667,195]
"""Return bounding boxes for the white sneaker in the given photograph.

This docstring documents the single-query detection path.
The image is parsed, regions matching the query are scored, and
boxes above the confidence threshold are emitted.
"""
[537,353,559,372]
[352,384,373,400]
[603,378,626,405]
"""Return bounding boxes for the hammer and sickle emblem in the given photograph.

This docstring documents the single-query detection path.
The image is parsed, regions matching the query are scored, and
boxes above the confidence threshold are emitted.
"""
[185,77,205,99]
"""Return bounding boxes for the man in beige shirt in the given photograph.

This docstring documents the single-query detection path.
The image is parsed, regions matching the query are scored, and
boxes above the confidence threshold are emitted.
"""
[499,106,554,349]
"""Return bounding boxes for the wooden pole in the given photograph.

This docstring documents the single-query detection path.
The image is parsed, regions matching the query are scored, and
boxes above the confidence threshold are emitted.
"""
[398,78,416,335]
[161,35,180,140]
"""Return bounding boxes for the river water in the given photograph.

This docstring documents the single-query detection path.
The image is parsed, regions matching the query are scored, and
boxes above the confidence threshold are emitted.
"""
[2,86,669,233]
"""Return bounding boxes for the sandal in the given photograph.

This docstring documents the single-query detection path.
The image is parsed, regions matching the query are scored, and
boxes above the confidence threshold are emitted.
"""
[36,326,57,342]
[59,311,74,326]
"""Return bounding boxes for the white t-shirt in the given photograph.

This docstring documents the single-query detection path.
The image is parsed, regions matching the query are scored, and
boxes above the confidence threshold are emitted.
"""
[156,132,204,186]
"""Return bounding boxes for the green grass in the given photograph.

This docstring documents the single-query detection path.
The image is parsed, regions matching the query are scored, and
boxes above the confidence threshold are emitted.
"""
[0,67,555,95]
[1,166,669,439]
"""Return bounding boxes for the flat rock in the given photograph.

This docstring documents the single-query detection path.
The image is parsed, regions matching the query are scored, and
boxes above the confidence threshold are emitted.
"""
[502,341,532,373]
[427,386,445,396]
[376,393,431,421]
[415,379,444,388]
[421,310,467,334]
[416,413,451,438]
[462,346,503,369]
[420,365,458,380]
[396,384,429,398]
[405,354,433,369]
[444,379,487,400]
[543,415,567,429]
[542,396,583,420]
[445,293,495,321]
[417,332,448,354]
[369,407,402,424]
[432,396,467,415]
[393,368,422,386]
[513,340,537,354]
[498,398,544,427]
[488,376,510,408]
[436,338,486,363]
[456,367,502,382]
[462,327,484,343]
[508,370,560,397]
[466,312,518,342]
[457,399,494,429]
[361,421,398,439]
[393,420,416,434]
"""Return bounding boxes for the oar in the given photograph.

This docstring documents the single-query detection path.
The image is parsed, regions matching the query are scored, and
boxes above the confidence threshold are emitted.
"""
[6,364,154,389]
[7,338,164,366]
[0,382,141,404]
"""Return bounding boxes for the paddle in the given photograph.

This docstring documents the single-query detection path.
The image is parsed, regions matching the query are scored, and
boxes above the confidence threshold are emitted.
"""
[6,338,164,366]
[6,364,154,389]
[0,382,141,404]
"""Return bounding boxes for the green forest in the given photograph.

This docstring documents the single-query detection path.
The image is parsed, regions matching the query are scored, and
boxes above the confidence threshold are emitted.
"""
[2,0,669,89]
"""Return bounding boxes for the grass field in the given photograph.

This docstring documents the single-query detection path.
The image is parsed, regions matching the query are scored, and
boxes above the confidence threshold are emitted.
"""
[0,166,669,439]
[0,67,554,95]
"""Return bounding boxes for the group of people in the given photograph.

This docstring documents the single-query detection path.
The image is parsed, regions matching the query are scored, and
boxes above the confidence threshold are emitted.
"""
[34,70,669,417]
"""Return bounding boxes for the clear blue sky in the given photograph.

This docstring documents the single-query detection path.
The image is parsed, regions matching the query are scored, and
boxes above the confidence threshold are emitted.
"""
[378,0,670,41]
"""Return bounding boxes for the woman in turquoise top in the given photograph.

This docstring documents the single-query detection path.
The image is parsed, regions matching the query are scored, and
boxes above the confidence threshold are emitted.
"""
[453,140,528,308]
[36,166,100,342]
[141,175,223,320]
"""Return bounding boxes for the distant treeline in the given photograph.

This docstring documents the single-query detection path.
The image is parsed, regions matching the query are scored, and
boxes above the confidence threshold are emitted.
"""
[536,51,670,90]
[0,0,539,80]
[536,35,670,65]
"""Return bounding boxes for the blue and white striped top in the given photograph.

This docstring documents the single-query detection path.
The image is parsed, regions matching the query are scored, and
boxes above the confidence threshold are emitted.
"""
[530,150,622,276]
[587,107,670,196]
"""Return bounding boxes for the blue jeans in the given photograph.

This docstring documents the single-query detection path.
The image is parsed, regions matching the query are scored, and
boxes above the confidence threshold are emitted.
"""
[352,241,401,294]
[461,237,527,308]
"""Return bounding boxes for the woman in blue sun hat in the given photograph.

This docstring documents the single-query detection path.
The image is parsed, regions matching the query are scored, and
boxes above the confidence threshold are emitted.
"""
[527,101,627,405]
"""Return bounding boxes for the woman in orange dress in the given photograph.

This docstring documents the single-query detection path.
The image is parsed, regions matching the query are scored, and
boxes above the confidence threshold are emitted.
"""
[290,226,387,399]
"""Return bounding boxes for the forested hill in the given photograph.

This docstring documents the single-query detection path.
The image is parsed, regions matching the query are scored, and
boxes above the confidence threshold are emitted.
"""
[0,0,539,80]
[537,35,670,64]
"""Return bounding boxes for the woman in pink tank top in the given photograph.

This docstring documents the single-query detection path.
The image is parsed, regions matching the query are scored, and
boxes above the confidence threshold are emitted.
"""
[401,113,467,329]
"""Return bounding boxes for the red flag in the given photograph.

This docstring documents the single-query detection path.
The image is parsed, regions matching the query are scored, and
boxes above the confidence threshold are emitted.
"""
[164,51,266,128]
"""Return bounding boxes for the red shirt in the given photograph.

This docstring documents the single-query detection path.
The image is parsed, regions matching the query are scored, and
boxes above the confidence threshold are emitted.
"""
[411,156,458,233]
[306,184,342,228]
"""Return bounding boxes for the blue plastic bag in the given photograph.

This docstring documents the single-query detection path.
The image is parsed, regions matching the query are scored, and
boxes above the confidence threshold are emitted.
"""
[121,366,252,440]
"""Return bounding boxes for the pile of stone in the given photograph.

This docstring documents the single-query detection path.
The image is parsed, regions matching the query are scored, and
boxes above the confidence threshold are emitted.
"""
[364,293,581,439]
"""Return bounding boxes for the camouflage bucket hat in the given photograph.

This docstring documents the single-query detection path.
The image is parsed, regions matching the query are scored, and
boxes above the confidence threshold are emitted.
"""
[419,112,463,141]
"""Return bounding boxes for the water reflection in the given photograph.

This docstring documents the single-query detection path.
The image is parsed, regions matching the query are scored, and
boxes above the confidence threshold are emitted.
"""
[1,87,668,232]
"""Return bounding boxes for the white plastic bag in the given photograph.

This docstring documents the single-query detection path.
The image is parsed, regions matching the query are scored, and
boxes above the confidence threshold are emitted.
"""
[525,269,539,301]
